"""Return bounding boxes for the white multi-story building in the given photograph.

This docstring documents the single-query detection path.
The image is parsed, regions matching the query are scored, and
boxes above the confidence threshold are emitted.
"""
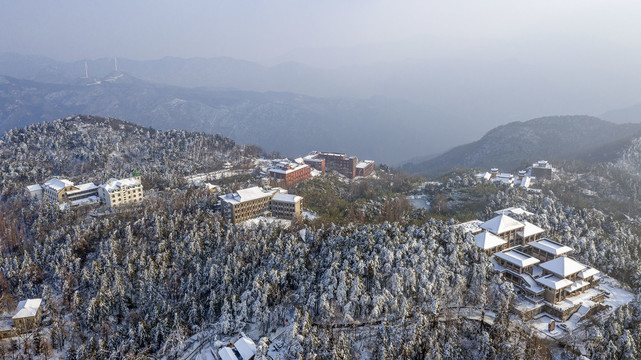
[98,176,144,207]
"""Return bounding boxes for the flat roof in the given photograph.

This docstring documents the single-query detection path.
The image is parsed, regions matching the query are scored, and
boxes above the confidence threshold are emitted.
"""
[480,214,524,234]
[528,238,573,256]
[474,231,507,250]
[26,184,42,192]
[221,186,276,205]
[272,193,302,203]
[540,256,586,278]
[356,160,374,168]
[100,177,141,193]
[494,250,540,267]
[269,163,309,174]
[66,182,98,194]
[535,275,573,290]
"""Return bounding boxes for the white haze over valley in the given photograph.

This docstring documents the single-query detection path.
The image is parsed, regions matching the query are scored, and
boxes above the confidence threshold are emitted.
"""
[3,0,641,160]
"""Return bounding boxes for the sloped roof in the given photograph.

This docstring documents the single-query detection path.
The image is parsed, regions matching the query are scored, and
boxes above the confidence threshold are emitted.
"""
[12,298,42,319]
[540,256,586,278]
[578,267,600,279]
[480,214,524,234]
[567,279,590,292]
[474,231,507,250]
[234,336,257,360]
[528,239,573,256]
[535,275,574,290]
[494,250,540,267]
[218,347,238,360]
[43,178,74,192]
[519,221,545,237]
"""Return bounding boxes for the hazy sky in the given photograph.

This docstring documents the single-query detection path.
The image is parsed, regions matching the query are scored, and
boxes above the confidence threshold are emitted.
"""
[2,0,641,65]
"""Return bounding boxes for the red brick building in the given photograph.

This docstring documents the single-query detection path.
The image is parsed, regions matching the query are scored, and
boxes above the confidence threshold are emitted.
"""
[356,160,375,177]
[269,163,312,186]
[303,153,326,172]
[317,152,358,178]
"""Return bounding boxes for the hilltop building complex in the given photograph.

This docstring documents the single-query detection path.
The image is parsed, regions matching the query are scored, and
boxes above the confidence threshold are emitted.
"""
[477,160,554,188]
[27,173,143,208]
[303,151,374,179]
[465,209,603,321]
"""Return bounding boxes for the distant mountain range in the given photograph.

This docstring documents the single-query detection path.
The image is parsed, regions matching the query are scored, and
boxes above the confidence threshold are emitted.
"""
[0,73,453,164]
[403,116,641,177]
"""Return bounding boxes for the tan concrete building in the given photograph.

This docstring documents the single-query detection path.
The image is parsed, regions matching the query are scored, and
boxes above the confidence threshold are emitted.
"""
[12,298,42,331]
[41,178,99,205]
[98,176,144,207]
[220,186,304,224]
[270,193,303,220]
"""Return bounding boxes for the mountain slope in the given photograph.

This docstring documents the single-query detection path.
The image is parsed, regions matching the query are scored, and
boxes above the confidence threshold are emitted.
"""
[0,74,452,164]
[602,103,641,124]
[0,114,242,194]
[404,116,641,177]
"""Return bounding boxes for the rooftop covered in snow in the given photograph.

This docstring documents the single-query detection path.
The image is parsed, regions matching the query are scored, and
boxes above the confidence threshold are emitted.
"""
[474,231,507,250]
[535,275,574,290]
[12,298,42,319]
[480,214,524,234]
[234,336,257,360]
[221,186,277,205]
[495,250,540,268]
[272,193,302,204]
[43,178,74,191]
[540,256,586,278]
[519,221,545,237]
[100,177,141,193]
[528,239,573,256]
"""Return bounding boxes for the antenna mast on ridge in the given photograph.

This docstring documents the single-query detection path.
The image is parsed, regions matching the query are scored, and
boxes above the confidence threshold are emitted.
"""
[84,61,89,78]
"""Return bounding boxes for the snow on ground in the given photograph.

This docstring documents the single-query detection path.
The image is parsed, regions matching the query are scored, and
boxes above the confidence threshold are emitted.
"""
[525,275,634,340]
[407,194,430,210]
[600,276,635,308]
[185,169,251,183]
[528,314,566,340]
[240,216,292,228]
[303,211,318,220]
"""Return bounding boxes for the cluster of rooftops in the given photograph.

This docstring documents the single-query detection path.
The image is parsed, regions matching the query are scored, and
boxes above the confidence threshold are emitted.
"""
[477,160,554,189]
[463,207,601,306]
[25,173,143,209]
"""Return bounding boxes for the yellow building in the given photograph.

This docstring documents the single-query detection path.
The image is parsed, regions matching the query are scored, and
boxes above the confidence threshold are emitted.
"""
[98,176,144,208]
[41,178,99,205]
[220,186,303,224]
[12,298,42,331]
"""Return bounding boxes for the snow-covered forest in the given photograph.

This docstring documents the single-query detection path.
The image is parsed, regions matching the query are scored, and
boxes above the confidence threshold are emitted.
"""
[1,117,641,358]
